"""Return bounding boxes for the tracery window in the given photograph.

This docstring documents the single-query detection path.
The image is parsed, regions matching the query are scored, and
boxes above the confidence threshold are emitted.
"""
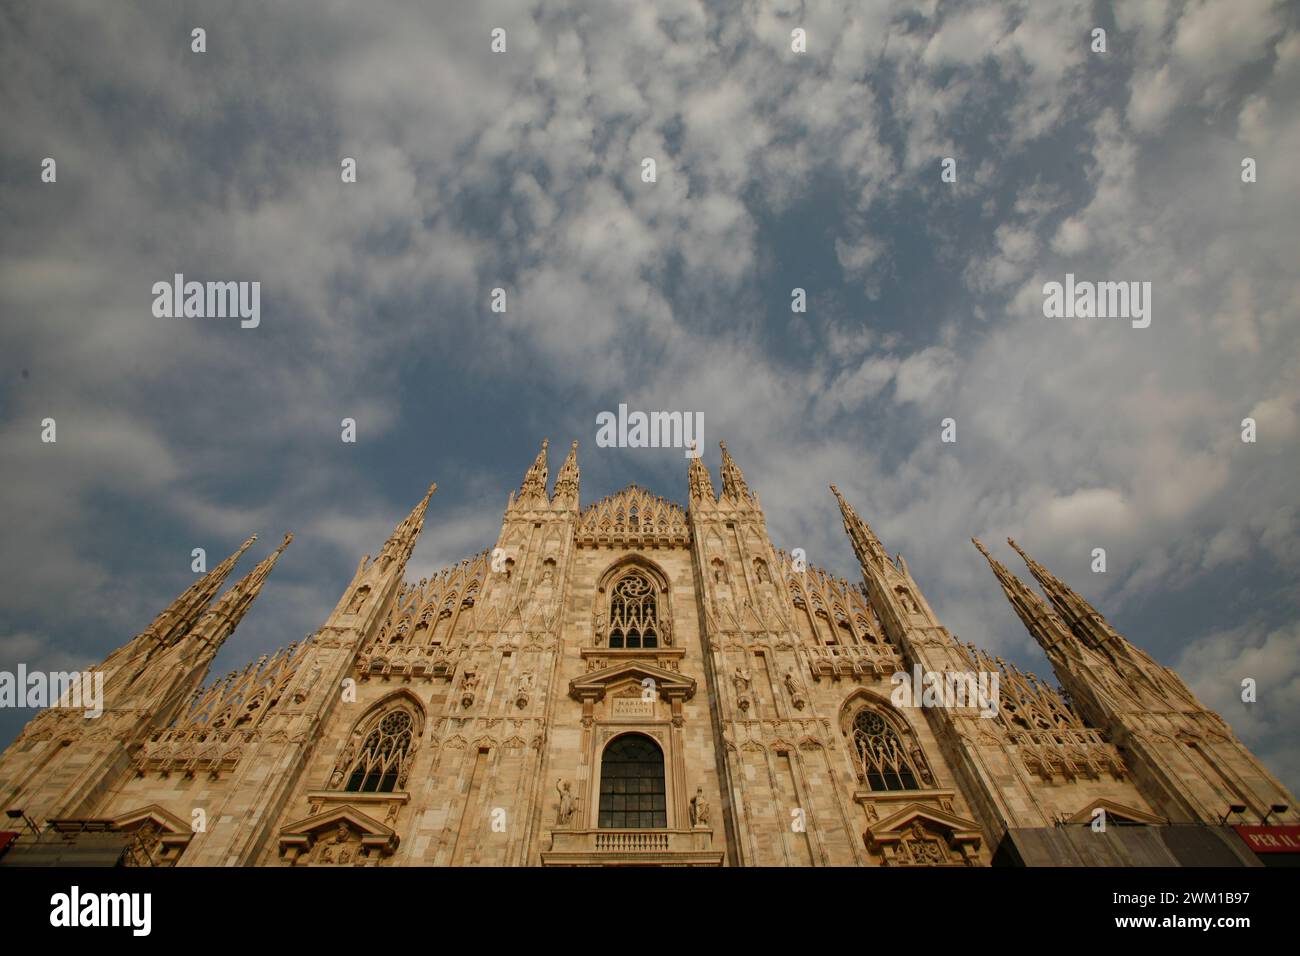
[598,733,667,828]
[608,571,658,649]
[340,708,416,793]
[851,709,931,792]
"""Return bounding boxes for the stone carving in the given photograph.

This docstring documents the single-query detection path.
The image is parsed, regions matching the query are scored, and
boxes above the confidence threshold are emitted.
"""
[329,733,361,789]
[732,666,752,712]
[347,586,370,615]
[783,668,807,710]
[911,744,934,785]
[894,586,921,615]
[514,670,534,709]
[894,821,946,865]
[460,670,479,708]
[294,662,322,704]
[690,787,710,827]
[312,822,357,866]
[556,779,577,826]
[123,821,164,867]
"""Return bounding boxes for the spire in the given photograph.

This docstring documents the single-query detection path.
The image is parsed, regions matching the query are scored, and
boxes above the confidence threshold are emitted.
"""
[972,538,1073,657]
[718,441,751,501]
[137,534,258,650]
[519,438,550,503]
[687,441,715,501]
[378,483,437,567]
[188,533,293,652]
[553,440,580,503]
[1007,538,1121,652]
[830,484,889,571]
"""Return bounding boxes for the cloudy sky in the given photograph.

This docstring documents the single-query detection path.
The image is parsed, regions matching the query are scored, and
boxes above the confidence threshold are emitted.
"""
[1,0,1297,789]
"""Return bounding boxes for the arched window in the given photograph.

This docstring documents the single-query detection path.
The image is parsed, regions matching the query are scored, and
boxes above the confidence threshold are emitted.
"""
[851,709,930,792]
[608,571,658,649]
[598,733,667,829]
[341,708,416,793]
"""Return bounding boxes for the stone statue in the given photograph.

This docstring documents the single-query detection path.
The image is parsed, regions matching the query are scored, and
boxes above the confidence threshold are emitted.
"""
[515,670,534,708]
[690,787,710,827]
[784,667,807,709]
[556,779,576,825]
[732,666,752,712]
[294,662,322,704]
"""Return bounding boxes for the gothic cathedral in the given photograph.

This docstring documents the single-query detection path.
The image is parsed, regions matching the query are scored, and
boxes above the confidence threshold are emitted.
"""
[1,440,1294,867]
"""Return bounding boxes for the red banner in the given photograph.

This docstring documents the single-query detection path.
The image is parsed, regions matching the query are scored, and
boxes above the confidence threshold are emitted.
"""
[0,831,17,856]
[1234,825,1300,853]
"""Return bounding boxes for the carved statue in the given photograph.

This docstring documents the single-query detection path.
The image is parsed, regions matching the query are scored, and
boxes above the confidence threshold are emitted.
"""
[330,734,360,789]
[784,668,807,710]
[732,667,751,694]
[895,586,921,614]
[732,666,752,712]
[689,787,710,827]
[783,668,801,696]
[294,662,322,704]
[515,670,534,708]
[556,779,577,825]
[910,744,934,785]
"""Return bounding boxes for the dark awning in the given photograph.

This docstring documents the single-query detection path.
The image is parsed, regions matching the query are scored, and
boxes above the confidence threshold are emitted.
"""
[0,832,128,867]
[997,824,1262,867]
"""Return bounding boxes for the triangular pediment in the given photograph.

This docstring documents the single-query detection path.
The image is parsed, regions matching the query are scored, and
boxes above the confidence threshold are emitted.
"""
[277,804,400,861]
[1065,798,1164,826]
[569,660,696,702]
[279,804,394,840]
[869,802,983,842]
[112,804,191,834]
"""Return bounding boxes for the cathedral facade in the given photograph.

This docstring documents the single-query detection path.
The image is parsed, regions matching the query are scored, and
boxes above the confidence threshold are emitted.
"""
[0,440,1294,867]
